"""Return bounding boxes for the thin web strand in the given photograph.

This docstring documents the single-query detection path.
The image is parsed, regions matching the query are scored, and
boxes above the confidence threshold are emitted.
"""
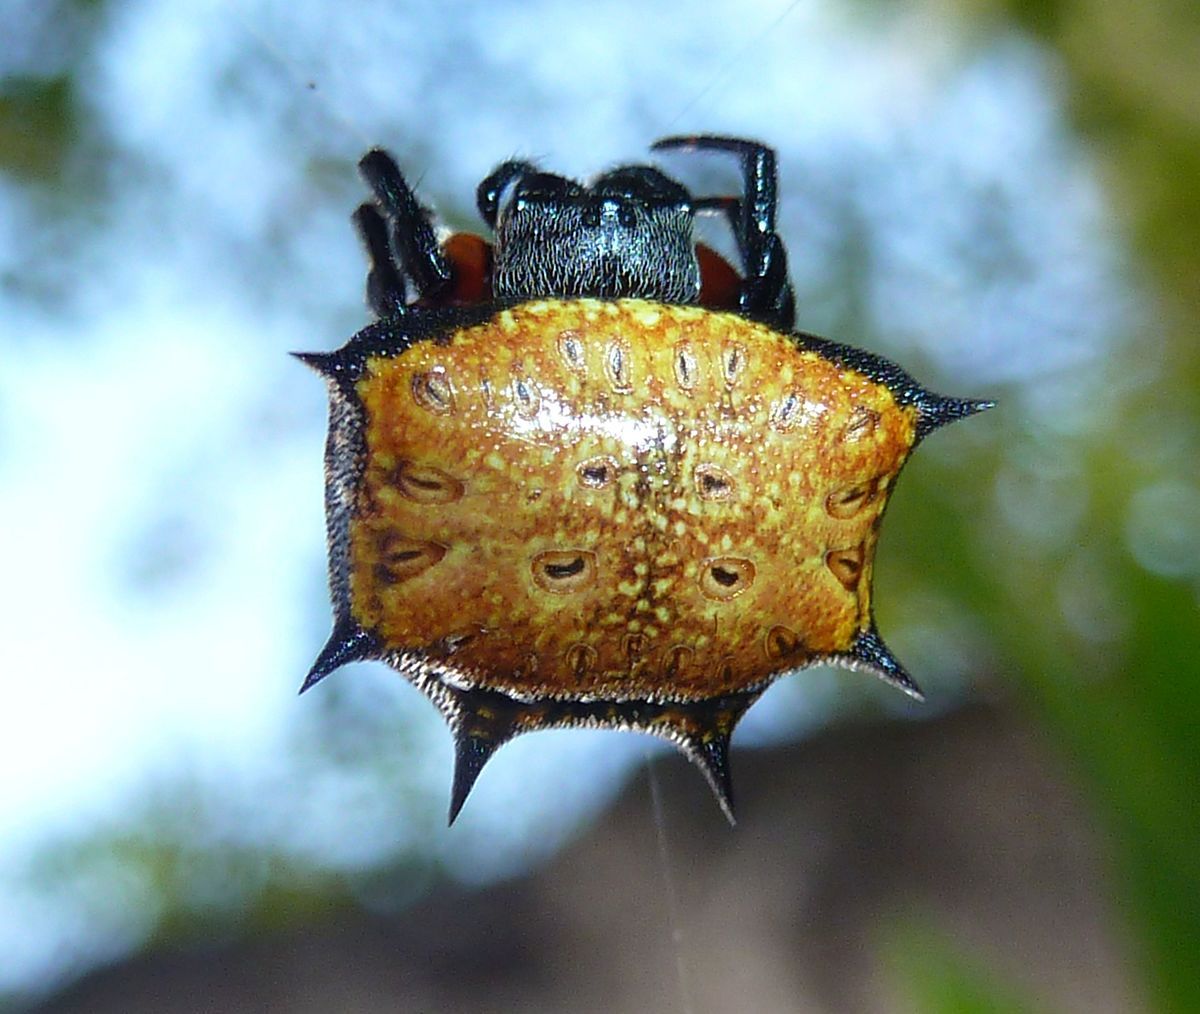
[647,751,696,1014]
[662,0,808,131]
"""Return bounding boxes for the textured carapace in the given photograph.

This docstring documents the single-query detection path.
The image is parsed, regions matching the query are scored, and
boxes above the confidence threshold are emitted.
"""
[299,136,992,824]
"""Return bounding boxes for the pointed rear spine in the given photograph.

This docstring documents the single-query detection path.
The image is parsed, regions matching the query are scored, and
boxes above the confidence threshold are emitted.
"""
[448,732,503,825]
[685,734,737,826]
[841,626,925,701]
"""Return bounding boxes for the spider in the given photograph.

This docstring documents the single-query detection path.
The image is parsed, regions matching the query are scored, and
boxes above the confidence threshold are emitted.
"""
[297,136,991,823]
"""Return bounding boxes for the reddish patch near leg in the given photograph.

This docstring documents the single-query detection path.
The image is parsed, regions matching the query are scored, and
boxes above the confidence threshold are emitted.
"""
[696,243,741,310]
[439,232,492,304]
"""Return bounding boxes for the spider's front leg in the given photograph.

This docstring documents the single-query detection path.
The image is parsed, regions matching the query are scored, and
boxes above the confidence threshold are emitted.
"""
[652,135,796,330]
[358,149,454,309]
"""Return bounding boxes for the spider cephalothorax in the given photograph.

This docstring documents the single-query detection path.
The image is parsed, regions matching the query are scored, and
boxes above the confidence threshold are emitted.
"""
[298,136,991,823]
[480,159,701,302]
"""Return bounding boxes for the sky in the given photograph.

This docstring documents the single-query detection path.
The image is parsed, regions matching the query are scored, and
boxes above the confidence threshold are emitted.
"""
[0,0,1138,1001]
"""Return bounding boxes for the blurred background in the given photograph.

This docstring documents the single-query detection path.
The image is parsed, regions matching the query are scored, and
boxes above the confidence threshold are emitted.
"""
[2,0,1198,1010]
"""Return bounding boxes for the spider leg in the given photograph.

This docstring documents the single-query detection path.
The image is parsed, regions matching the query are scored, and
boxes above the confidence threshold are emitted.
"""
[353,203,407,318]
[358,148,454,303]
[653,135,796,330]
[693,193,741,234]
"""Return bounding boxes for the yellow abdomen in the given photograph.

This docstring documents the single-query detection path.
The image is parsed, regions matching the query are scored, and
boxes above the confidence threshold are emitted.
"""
[349,298,917,703]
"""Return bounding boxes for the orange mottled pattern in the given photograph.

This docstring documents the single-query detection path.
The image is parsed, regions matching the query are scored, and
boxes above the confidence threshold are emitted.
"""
[350,299,917,703]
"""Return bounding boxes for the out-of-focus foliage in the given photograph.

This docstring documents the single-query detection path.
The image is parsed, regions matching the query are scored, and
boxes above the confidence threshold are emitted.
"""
[930,1,1200,1010]
[0,77,74,180]
[885,918,1043,1014]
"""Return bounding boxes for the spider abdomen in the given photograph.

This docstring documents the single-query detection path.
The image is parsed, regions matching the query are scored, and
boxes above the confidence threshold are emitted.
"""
[347,298,916,703]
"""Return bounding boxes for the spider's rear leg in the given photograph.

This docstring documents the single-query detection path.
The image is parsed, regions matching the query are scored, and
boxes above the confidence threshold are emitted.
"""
[653,135,796,330]
[359,148,454,303]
